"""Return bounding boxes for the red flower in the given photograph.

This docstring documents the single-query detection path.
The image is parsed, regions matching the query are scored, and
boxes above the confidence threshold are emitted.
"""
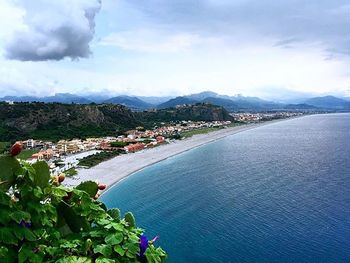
[10,142,22,157]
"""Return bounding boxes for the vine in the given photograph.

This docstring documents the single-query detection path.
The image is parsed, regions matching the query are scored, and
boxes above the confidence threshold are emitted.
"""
[0,143,167,263]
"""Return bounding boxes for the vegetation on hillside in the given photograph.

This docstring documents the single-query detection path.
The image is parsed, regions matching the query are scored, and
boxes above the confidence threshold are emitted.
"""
[0,143,167,262]
[0,102,232,142]
[138,103,233,128]
[0,102,141,142]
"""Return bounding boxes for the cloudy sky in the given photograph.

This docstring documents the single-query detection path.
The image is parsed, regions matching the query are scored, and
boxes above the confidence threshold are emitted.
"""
[1,0,350,100]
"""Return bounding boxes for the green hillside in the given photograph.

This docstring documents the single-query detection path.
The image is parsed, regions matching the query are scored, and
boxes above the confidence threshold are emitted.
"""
[0,102,232,141]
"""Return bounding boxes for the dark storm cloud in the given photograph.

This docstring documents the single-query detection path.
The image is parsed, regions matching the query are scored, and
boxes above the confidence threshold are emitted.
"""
[5,0,101,61]
[125,0,350,56]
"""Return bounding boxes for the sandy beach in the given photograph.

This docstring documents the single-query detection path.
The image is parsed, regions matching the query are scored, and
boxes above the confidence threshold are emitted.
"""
[64,119,292,190]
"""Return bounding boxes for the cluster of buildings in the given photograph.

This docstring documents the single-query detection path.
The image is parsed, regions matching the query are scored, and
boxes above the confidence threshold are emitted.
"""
[21,138,105,161]
[151,120,233,137]
[19,120,233,163]
[230,112,303,122]
[31,149,57,161]
[21,136,166,161]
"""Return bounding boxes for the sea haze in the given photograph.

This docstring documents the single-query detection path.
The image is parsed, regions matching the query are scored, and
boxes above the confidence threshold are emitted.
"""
[102,114,350,262]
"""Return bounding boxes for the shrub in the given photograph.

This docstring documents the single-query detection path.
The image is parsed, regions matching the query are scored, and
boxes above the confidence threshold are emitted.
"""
[64,168,78,178]
[0,144,167,262]
[78,151,124,168]
[110,142,129,148]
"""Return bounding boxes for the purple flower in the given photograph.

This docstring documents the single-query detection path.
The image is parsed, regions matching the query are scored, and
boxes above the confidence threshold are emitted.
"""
[138,234,160,259]
[139,234,149,258]
[19,220,31,228]
[150,235,159,244]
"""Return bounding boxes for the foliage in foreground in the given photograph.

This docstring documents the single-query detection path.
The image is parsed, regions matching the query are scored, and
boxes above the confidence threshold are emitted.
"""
[0,143,167,262]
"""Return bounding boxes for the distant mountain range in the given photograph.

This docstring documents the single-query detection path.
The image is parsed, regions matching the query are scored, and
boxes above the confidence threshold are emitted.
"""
[303,96,350,110]
[1,93,91,104]
[157,92,350,111]
[1,91,350,112]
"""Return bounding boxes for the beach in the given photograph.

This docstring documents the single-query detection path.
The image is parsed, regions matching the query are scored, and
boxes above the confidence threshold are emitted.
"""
[64,119,293,190]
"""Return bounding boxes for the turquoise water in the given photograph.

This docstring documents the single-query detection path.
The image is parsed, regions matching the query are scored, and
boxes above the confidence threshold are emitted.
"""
[101,114,350,262]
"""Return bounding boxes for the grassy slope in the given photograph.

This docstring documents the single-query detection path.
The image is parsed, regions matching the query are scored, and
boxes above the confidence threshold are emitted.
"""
[17,149,39,160]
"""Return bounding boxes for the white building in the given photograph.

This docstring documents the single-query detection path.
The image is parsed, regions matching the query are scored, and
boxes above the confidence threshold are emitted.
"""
[26,139,35,149]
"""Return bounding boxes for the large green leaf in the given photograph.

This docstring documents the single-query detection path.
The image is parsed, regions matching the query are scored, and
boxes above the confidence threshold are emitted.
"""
[76,181,98,198]
[0,245,16,263]
[145,246,167,263]
[107,208,120,222]
[51,187,68,198]
[125,242,139,258]
[124,212,136,228]
[0,191,10,206]
[57,202,90,233]
[32,161,50,188]
[56,256,92,263]
[9,211,31,224]
[18,246,35,263]
[104,232,123,245]
[0,207,11,225]
[0,227,17,245]
[22,228,36,242]
[0,155,20,190]
[95,257,116,263]
[93,245,112,258]
[114,245,125,256]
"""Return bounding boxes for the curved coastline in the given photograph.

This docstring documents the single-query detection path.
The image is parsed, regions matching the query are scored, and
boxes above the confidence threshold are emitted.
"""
[65,117,304,192]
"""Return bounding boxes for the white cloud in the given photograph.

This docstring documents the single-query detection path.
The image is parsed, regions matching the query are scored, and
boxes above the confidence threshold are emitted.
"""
[0,0,350,98]
[4,0,101,61]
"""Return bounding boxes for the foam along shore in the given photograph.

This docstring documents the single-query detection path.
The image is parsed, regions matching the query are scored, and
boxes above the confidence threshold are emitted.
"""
[64,119,294,190]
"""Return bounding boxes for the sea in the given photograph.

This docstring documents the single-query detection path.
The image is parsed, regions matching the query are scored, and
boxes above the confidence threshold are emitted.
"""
[101,113,350,263]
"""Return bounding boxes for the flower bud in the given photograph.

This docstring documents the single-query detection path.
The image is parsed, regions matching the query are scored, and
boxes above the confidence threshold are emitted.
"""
[10,142,22,157]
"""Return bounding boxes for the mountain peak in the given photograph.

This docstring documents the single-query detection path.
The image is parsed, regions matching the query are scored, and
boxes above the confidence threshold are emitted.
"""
[103,96,153,111]
[186,91,219,100]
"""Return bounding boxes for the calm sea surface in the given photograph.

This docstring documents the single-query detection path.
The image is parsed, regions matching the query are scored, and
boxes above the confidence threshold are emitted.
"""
[102,114,350,262]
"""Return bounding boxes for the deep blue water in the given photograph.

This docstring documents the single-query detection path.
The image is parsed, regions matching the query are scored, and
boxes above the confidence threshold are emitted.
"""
[101,114,350,263]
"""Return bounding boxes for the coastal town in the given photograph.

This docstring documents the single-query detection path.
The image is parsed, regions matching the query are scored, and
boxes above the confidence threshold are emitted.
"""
[14,112,303,176]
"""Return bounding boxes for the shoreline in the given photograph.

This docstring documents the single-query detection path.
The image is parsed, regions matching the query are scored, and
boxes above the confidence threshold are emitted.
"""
[65,117,303,192]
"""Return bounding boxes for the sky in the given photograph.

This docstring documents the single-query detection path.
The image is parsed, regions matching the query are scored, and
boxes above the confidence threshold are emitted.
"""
[0,0,350,101]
